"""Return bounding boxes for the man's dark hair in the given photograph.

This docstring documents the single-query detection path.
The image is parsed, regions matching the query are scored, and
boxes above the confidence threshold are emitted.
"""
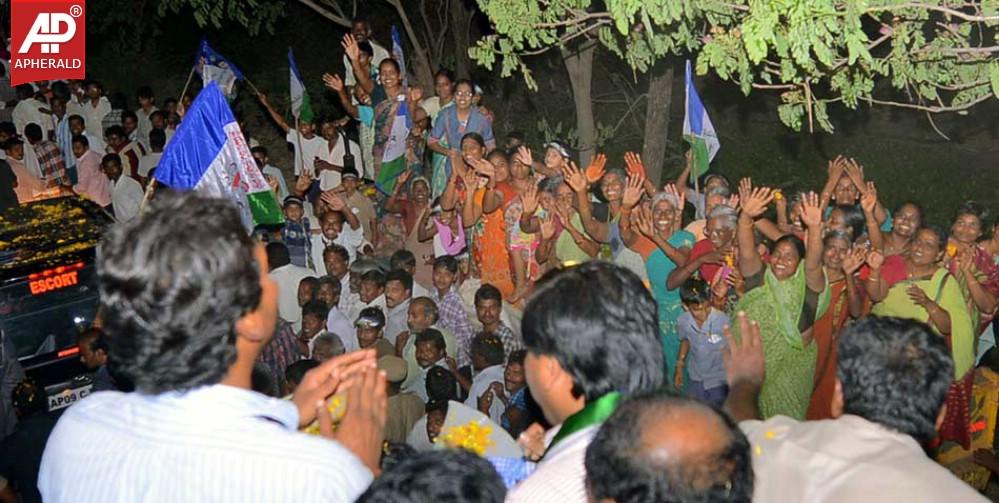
[474,283,502,306]
[23,123,43,142]
[15,84,33,100]
[386,269,414,293]
[137,86,155,100]
[358,306,386,326]
[285,359,319,386]
[105,125,126,139]
[426,365,457,402]
[71,134,89,148]
[323,243,350,264]
[317,275,342,296]
[381,442,417,472]
[121,110,138,123]
[101,153,122,167]
[251,361,279,397]
[250,145,268,157]
[679,278,712,306]
[361,269,386,287]
[411,297,439,324]
[522,262,664,401]
[302,299,330,320]
[471,332,505,367]
[433,255,459,274]
[98,192,262,393]
[266,242,291,270]
[838,316,953,444]
[357,41,374,59]
[390,249,417,270]
[508,349,526,367]
[149,129,166,149]
[415,328,446,353]
[586,390,752,503]
[67,114,84,127]
[357,449,505,503]
[149,110,166,122]
[78,327,108,353]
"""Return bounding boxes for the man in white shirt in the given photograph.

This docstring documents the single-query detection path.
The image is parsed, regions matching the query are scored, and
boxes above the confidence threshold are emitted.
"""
[383,270,413,345]
[12,84,52,137]
[315,122,362,191]
[348,269,387,324]
[266,242,315,332]
[724,314,988,503]
[135,86,158,146]
[257,93,324,179]
[584,390,753,502]
[464,333,506,424]
[310,197,365,274]
[137,129,165,180]
[316,275,357,353]
[398,299,458,396]
[81,81,111,139]
[38,192,385,502]
[506,262,665,502]
[342,16,390,89]
[101,153,143,223]
[68,114,105,153]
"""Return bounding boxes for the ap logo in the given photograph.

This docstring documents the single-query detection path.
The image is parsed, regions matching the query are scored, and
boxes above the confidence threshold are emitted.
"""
[10,0,86,85]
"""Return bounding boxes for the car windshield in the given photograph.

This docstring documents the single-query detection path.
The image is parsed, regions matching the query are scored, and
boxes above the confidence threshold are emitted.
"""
[0,263,99,360]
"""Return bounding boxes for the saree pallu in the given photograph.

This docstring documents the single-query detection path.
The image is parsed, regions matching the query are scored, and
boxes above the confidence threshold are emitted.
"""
[807,278,859,420]
[872,268,976,447]
[948,245,999,334]
[734,266,830,420]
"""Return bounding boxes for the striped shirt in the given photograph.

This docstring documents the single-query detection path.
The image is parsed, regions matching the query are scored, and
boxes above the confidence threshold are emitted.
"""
[38,385,372,503]
[32,140,67,186]
[431,288,475,368]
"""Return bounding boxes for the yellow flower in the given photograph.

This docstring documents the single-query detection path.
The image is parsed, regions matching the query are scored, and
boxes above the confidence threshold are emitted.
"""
[438,421,495,456]
[302,395,346,435]
[947,243,958,258]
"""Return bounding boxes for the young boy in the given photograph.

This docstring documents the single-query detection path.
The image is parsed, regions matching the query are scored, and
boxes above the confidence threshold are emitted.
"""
[298,300,330,358]
[281,195,313,269]
[499,349,529,436]
[474,284,522,358]
[404,328,449,401]
[354,306,395,357]
[675,278,731,408]
[464,333,506,424]
[431,256,475,369]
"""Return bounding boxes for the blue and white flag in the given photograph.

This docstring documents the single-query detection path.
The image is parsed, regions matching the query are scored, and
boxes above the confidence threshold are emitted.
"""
[377,96,412,194]
[156,83,283,230]
[391,25,407,86]
[195,39,244,100]
[682,60,720,178]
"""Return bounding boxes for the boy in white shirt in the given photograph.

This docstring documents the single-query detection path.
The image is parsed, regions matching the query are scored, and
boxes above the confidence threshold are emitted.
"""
[101,153,143,222]
[137,129,165,180]
[464,333,506,424]
[257,93,324,181]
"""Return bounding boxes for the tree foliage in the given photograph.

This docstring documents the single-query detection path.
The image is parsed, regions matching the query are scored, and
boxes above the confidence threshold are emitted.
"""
[471,0,999,132]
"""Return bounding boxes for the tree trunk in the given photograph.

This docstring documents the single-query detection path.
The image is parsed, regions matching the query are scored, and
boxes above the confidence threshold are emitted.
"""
[449,0,473,79]
[386,0,435,90]
[641,63,675,186]
[562,41,597,167]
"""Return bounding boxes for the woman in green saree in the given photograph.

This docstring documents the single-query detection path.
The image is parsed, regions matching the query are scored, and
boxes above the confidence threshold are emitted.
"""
[735,185,829,420]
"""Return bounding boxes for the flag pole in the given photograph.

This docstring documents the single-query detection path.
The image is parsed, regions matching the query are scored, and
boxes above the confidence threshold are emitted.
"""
[243,76,262,97]
[294,115,307,190]
[138,176,158,214]
[178,66,196,109]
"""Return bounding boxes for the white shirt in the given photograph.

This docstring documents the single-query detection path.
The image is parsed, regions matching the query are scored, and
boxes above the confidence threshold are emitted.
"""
[384,299,410,345]
[285,130,326,177]
[412,282,432,299]
[136,106,158,145]
[347,294,386,326]
[316,138,362,191]
[137,151,162,178]
[400,328,458,396]
[81,97,111,139]
[506,424,598,502]
[310,226,366,275]
[38,385,372,503]
[465,364,506,424]
[740,414,988,502]
[12,98,52,136]
[109,175,143,223]
[407,414,434,451]
[84,132,105,154]
[326,306,357,353]
[269,263,315,331]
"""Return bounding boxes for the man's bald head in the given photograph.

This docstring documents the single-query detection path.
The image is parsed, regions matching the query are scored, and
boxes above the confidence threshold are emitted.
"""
[585,391,752,502]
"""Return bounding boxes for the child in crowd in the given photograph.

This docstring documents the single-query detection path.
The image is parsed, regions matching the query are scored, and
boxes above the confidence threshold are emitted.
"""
[312,206,365,270]
[405,328,449,401]
[282,359,319,396]
[297,300,330,358]
[281,195,312,269]
[297,276,318,310]
[418,202,465,259]
[354,306,394,357]
[465,333,506,424]
[390,250,433,297]
[675,278,731,407]
[499,349,529,436]
[431,256,475,369]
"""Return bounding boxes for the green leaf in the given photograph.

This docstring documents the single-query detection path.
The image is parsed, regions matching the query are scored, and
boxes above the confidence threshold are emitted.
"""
[990,60,999,99]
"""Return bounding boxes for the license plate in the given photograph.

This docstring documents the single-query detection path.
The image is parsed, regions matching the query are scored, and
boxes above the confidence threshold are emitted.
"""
[47,384,92,411]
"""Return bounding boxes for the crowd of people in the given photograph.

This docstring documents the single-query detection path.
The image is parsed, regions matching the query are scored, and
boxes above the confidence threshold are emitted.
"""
[2,14,999,503]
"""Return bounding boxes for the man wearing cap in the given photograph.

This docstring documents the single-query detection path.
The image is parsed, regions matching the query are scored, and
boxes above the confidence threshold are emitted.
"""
[379,355,425,443]
[354,307,395,358]
[338,167,377,243]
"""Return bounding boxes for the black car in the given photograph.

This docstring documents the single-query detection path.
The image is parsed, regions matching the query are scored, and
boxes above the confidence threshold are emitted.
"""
[0,196,113,411]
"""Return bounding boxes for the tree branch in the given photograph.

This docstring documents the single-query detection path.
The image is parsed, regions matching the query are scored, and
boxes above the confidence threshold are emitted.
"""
[517,19,612,56]
[866,3,999,22]
[298,0,351,27]
[865,92,993,112]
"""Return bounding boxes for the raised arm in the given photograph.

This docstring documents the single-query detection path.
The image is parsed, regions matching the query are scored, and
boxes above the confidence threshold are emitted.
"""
[441,151,465,211]
[737,183,772,279]
[518,183,542,235]
[564,158,610,243]
[417,208,437,242]
[799,191,826,293]
[323,73,358,118]
[257,93,290,134]
[843,158,887,224]
[617,174,647,248]
[624,152,657,197]
[863,250,888,302]
[632,205,689,266]
[860,181,885,251]
[322,191,360,230]
[841,246,868,318]
[515,146,558,178]
[956,250,999,315]
[342,35,374,95]
[384,170,412,214]
[818,157,844,214]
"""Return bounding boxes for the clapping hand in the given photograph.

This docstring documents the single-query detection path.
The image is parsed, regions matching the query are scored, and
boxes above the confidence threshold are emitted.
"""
[323,73,345,92]
[842,246,867,275]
